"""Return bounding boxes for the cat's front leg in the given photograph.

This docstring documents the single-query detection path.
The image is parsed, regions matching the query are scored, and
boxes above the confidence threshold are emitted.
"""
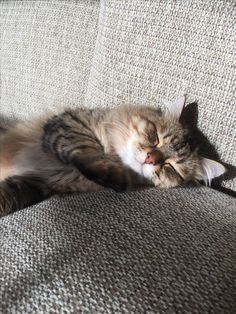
[71,153,146,192]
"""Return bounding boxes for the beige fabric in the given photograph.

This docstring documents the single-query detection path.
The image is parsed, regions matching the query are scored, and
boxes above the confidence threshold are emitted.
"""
[0,0,235,190]
[85,0,236,190]
[0,0,100,119]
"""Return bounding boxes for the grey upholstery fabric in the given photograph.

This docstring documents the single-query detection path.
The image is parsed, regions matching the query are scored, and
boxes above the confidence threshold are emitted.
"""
[0,0,235,189]
[85,0,236,190]
[0,2,236,312]
[0,187,236,313]
[0,0,100,120]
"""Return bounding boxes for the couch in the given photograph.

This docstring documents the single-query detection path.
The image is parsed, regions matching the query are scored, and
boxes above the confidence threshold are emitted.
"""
[0,1,235,313]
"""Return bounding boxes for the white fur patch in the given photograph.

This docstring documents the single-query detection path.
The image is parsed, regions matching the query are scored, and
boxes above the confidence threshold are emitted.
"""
[118,134,143,174]
[119,136,136,166]
[142,164,155,179]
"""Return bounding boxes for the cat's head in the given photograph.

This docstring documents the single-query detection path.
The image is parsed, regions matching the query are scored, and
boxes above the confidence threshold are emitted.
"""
[111,97,226,188]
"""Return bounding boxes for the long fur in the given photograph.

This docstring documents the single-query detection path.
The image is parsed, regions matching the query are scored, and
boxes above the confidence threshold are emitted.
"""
[0,104,225,216]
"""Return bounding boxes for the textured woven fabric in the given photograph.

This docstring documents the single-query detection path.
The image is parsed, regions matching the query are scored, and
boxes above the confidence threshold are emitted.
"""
[0,0,235,190]
[0,186,236,313]
[0,0,99,120]
[85,0,236,190]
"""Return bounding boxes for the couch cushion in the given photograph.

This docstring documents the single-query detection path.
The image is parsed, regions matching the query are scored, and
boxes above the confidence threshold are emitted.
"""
[0,186,236,313]
[0,0,100,121]
[85,0,236,191]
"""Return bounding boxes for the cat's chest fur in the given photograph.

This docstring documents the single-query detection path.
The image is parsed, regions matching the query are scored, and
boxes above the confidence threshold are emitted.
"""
[118,135,143,174]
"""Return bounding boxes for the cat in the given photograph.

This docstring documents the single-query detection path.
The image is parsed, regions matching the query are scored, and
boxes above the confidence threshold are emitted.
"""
[0,96,225,217]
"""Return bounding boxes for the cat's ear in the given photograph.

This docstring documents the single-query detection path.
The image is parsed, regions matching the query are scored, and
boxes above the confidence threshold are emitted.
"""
[199,158,226,185]
[165,96,185,119]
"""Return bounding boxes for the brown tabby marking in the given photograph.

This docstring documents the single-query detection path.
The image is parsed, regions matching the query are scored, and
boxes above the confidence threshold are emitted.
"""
[0,102,225,216]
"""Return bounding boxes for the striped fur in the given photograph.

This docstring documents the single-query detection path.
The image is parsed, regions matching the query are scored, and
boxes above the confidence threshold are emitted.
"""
[0,103,225,216]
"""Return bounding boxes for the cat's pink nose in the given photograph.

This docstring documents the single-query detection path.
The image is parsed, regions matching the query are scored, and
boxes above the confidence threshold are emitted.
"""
[145,151,164,165]
[145,153,155,164]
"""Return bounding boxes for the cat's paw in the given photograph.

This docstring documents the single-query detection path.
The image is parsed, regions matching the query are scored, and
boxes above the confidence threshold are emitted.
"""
[73,155,131,192]
[106,166,131,192]
[92,164,131,192]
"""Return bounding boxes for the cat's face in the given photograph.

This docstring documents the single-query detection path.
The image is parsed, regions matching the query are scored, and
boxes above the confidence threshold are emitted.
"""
[121,114,198,188]
[115,97,225,188]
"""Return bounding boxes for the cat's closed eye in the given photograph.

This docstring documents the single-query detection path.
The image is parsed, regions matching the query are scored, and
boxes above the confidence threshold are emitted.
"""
[164,163,184,181]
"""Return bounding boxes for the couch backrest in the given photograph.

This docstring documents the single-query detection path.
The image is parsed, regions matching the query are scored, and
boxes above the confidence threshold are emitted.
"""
[0,0,100,119]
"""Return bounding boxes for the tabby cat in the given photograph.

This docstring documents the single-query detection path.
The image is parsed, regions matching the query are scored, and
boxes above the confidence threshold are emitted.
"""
[0,96,225,216]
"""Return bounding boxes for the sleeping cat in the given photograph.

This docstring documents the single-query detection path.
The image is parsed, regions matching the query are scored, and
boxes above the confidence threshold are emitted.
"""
[0,96,225,216]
